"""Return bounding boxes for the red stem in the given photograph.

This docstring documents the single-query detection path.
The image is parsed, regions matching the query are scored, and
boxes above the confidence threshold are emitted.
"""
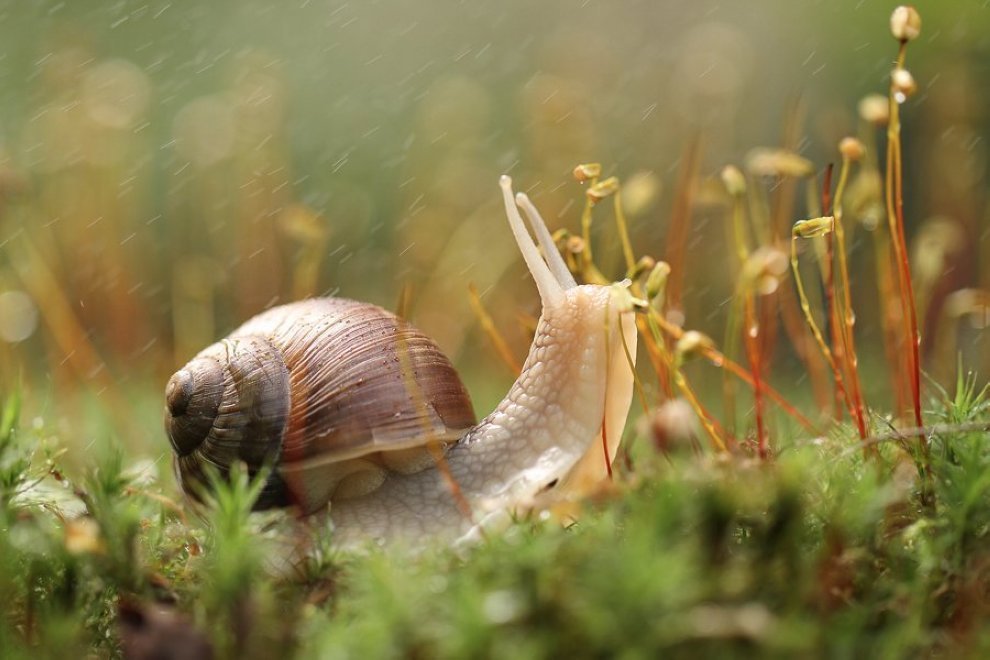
[821,164,846,420]
[744,294,768,458]
[885,41,925,438]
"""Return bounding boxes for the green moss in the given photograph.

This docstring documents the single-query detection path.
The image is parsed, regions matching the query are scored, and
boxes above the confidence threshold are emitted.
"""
[2,384,990,658]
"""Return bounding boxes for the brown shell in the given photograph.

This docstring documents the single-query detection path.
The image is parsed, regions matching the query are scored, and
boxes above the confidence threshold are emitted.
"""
[168,297,477,512]
[241,298,476,460]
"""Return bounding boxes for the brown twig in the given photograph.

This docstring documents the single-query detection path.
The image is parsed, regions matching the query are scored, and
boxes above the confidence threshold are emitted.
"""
[467,283,522,376]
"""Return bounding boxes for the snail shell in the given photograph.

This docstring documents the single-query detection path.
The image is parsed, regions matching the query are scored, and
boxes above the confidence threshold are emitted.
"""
[164,297,476,513]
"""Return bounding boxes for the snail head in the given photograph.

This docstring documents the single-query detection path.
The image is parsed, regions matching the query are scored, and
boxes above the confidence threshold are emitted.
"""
[500,175,638,484]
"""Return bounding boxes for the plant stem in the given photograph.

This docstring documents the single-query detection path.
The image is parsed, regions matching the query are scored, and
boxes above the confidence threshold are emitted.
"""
[884,42,925,438]
[580,174,599,271]
[790,234,856,423]
[743,292,768,458]
[832,157,869,442]
[467,283,523,376]
[820,165,846,420]
[613,192,637,275]
[722,190,751,435]
[636,315,675,399]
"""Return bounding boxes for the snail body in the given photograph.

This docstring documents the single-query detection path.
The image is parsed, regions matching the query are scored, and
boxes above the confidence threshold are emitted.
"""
[165,176,637,547]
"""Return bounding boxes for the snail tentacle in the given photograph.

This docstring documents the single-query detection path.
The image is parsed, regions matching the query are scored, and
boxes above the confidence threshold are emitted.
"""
[514,191,578,290]
[499,175,564,308]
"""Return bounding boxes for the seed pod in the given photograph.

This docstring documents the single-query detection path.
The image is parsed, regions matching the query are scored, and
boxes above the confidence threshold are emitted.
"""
[890,6,922,42]
[586,176,620,204]
[839,137,865,162]
[573,162,602,182]
[891,68,918,100]
[793,216,835,239]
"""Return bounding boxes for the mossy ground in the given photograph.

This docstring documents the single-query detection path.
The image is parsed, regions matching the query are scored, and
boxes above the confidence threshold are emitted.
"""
[2,376,990,658]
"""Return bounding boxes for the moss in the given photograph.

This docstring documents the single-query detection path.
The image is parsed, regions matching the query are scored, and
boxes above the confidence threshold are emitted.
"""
[1,383,990,658]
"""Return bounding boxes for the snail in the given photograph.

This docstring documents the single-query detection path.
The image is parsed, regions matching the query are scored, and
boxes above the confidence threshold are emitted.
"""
[164,176,637,547]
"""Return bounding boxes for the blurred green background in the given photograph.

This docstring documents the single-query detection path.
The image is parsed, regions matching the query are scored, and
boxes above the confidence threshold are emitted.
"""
[0,0,988,469]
